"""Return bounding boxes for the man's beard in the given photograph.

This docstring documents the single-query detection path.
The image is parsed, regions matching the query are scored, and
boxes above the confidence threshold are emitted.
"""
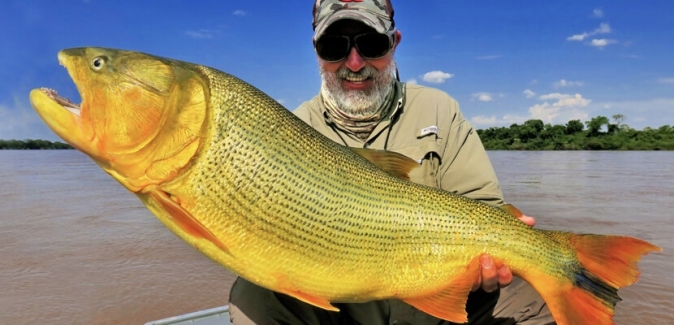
[320,61,396,117]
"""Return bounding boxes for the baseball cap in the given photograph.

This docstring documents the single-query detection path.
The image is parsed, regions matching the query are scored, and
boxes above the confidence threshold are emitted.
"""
[312,0,395,41]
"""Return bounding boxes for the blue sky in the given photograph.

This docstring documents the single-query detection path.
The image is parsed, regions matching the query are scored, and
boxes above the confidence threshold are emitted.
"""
[2,0,673,141]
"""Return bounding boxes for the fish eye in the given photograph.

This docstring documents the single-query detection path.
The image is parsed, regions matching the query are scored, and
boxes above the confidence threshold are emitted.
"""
[92,57,106,70]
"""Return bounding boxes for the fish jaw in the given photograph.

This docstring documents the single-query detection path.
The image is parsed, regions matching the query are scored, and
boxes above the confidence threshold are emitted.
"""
[30,87,95,154]
[30,47,209,192]
[31,48,118,164]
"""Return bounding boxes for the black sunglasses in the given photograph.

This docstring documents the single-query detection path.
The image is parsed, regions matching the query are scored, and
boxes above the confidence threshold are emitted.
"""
[315,31,395,62]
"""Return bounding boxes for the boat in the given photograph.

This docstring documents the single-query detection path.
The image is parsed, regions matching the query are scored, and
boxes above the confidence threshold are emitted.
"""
[144,306,230,325]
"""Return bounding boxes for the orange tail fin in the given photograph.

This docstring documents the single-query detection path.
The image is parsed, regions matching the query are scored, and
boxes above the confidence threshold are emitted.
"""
[527,232,660,325]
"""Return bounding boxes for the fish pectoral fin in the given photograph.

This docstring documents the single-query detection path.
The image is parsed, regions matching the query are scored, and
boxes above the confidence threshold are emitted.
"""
[277,288,339,312]
[148,189,230,254]
[351,148,419,181]
[402,257,480,323]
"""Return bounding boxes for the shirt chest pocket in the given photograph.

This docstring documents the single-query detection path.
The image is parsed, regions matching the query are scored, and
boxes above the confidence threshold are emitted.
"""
[390,139,443,189]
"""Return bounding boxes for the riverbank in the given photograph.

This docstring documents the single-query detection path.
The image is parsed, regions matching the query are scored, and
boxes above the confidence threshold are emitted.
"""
[477,118,674,150]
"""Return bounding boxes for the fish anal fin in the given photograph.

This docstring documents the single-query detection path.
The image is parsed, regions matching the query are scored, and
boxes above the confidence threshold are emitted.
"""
[351,148,419,181]
[275,278,339,312]
[282,289,339,312]
[402,257,480,323]
[149,189,229,253]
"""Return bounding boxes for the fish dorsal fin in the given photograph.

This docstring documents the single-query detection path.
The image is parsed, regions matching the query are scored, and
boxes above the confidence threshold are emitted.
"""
[500,203,523,218]
[402,257,480,323]
[351,148,419,181]
[148,189,230,254]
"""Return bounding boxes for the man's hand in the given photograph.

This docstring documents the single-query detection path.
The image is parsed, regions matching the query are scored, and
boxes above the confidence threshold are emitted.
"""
[471,213,536,292]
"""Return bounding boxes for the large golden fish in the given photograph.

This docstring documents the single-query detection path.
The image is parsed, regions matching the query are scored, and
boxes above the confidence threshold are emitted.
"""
[30,47,660,325]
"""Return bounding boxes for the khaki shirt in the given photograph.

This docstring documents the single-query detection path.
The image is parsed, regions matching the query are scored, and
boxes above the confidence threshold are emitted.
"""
[293,82,505,206]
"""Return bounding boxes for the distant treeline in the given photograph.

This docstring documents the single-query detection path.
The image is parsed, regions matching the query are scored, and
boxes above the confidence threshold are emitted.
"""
[0,139,73,150]
[476,115,674,150]
[3,114,673,151]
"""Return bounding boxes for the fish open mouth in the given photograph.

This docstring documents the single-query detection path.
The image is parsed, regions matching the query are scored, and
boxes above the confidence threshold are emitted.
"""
[38,87,81,116]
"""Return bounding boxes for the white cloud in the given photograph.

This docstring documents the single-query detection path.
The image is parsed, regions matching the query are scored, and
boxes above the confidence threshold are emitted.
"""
[472,115,496,125]
[421,71,453,84]
[523,89,536,98]
[184,29,215,39]
[538,93,591,106]
[596,23,611,34]
[472,92,592,126]
[590,38,617,48]
[567,33,588,41]
[539,93,591,107]
[0,96,60,141]
[592,98,674,129]
[406,78,418,85]
[527,103,589,123]
[567,23,611,41]
[471,114,528,127]
[515,93,592,123]
[475,55,502,60]
[233,10,247,17]
[553,79,584,88]
[472,96,674,130]
[528,103,561,121]
[554,94,592,107]
[592,9,604,18]
[657,78,674,84]
[539,93,569,100]
[472,93,493,102]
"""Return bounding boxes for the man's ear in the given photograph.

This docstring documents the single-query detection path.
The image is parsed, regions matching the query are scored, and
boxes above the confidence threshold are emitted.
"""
[393,30,402,49]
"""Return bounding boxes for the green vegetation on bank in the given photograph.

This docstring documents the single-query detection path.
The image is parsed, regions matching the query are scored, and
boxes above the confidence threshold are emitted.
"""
[0,139,73,150]
[476,115,674,150]
[2,114,672,150]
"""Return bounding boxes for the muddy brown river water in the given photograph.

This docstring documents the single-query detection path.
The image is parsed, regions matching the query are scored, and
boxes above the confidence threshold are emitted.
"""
[1,150,671,324]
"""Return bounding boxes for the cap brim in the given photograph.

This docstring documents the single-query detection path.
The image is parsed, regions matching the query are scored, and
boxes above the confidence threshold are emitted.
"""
[314,10,392,41]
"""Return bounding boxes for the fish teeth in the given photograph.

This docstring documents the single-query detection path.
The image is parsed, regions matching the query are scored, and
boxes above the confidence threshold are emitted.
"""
[40,87,81,116]
[40,87,58,98]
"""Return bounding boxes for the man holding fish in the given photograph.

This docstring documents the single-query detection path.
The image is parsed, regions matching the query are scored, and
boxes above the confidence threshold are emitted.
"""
[30,0,658,321]
[229,0,554,324]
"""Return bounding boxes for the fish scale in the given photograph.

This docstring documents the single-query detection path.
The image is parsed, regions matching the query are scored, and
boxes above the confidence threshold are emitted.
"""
[190,65,551,298]
[30,47,660,324]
